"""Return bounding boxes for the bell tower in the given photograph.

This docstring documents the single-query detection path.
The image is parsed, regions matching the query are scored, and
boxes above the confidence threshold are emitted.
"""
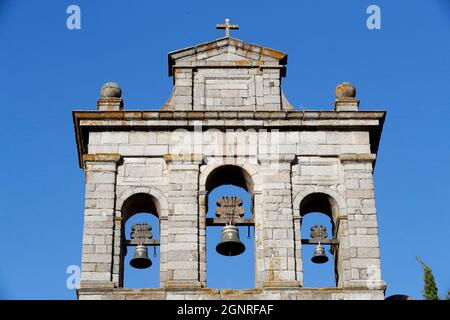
[74,20,386,299]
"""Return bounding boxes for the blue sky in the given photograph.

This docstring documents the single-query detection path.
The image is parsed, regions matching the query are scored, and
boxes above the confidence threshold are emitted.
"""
[0,0,449,299]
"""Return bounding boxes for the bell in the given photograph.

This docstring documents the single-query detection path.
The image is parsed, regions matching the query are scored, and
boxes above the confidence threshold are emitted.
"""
[216,225,246,256]
[311,243,329,264]
[130,245,152,269]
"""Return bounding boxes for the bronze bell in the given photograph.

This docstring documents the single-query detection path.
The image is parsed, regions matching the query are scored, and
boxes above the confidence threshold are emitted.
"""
[216,225,245,256]
[130,245,152,269]
[311,243,329,264]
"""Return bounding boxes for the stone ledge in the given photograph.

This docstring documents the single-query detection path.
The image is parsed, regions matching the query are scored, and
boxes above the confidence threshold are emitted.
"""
[174,61,272,68]
[77,280,116,289]
[339,153,376,163]
[164,280,203,289]
[262,280,301,288]
[258,154,296,164]
[73,110,386,122]
[76,287,386,300]
[347,280,387,291]
[163,153,204,164]
[82,153,122,167]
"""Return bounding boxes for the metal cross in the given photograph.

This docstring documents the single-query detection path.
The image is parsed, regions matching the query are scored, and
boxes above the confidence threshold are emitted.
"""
[216,18,239,37]
[310,225,328,241]
[216,197,244,224]
[130,223,153,245]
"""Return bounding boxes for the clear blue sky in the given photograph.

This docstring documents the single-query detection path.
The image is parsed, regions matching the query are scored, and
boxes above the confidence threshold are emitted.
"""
[0,0,449,299]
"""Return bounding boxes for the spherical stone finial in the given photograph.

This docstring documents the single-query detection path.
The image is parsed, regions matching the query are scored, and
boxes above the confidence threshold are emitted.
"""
[100,82,122,98]
[336,82,356,99]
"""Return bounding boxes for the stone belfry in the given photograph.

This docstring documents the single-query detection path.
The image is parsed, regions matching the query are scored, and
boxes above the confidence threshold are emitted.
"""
[73,19,387,300]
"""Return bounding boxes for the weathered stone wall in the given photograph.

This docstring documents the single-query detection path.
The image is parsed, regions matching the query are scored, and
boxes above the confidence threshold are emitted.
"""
[77,125,384,297]
[165,37,288,111]
[170,67,283,111]
[87,130,370,157]
[79,154,120,288]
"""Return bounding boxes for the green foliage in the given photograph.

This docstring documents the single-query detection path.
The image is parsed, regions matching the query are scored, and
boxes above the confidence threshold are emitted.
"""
[416,256,440,300]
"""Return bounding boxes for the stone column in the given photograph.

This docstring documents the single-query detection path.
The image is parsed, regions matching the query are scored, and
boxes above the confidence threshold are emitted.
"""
[112,215,123,287]
[335,214,350,288]
[258,154,300,288]
[164,154,203,288]
[198,190,207,287]
[292,214,303,286]
[159,215,169,287]
[78,154,121,289]
[261,67,282,111]
[173,67,193,110]
[340,153,385,290]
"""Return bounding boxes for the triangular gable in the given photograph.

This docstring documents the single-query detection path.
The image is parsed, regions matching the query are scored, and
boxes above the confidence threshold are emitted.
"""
[168,37,287,76]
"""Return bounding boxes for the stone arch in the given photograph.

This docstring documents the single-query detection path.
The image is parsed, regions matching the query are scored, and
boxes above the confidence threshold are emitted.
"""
[292,187,347,224]
[116,186,169,219]
[200,161,261,214]
[199,160,261,194]
[198,160,260,288]
[114,186,169,288]
[292,187,348,288]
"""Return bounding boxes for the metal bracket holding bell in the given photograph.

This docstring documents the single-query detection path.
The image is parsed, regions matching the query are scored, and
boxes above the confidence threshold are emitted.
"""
[300,225,339,264]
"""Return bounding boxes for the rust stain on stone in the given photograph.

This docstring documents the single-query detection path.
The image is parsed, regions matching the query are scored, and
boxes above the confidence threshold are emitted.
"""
[262,48,286,61]
[237,60,251,66]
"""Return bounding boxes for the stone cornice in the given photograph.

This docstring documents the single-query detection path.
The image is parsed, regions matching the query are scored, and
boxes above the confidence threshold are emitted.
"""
[73,110,386,168]
[82,153,122,169]
[73,110,386,122]
[339,153,377,163]
[173,61,283,68]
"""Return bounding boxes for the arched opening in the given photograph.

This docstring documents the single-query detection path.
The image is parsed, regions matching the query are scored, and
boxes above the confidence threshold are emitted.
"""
[205,165,254,196]
[300,193,339,288]
[121,193,160,288]
[204,165,255,289]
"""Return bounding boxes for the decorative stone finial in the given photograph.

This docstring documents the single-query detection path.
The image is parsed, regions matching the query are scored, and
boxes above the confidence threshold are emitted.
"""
[98,82,123,111]
[336,82,356,99]
[100,82,122,98]
[334,82,359,111]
